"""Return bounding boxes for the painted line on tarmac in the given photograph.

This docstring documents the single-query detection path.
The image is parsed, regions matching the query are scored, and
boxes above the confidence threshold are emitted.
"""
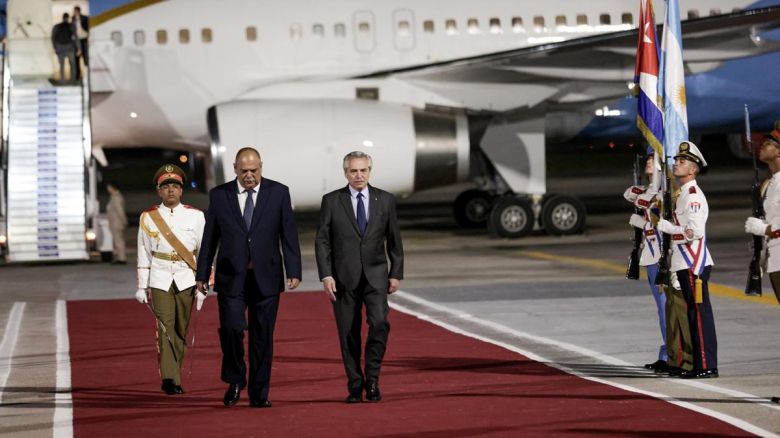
[53,300,73,438]
[391,291,779,437]
[0,302,25,404]
[519,250,779,307]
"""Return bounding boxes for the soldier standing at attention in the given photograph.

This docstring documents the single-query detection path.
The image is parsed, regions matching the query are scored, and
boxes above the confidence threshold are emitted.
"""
[135,164,206,395]
[657,142,717,379]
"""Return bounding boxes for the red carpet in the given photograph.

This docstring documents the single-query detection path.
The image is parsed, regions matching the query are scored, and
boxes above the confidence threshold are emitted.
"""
[68,292,751,437]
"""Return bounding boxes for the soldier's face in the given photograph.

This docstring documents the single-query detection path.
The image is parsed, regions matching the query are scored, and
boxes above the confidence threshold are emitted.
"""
[644,156,655,177]
[344,158,371,191]
[157,183,182,207]
[759,139,780,163]
[234,153,262,190]
[673,158,697,178]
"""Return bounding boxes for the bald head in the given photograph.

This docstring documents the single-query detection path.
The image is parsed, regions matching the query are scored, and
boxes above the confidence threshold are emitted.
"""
[234,147,263,190]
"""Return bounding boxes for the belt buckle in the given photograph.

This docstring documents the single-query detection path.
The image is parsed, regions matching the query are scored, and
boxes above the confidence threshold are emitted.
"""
[171,253,180,262]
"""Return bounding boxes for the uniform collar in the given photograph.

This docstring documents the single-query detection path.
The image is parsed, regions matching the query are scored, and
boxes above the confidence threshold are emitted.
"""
[159,202,182,213]
[679,179,697,193]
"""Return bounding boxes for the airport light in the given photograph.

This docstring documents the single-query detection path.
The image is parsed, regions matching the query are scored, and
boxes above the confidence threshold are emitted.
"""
[130,112,138,118]
[362,140,374,148]
[85,230,97,241]
[179,154,188,163]
[0,234,6,245]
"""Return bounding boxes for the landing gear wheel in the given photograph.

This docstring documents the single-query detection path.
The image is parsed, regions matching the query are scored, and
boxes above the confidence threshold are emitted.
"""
[453,190,493,228]
[489,197,534,238]
[541,195,586,235]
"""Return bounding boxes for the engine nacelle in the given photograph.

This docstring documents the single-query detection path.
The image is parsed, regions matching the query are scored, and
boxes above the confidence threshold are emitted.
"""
[207,100,469,209]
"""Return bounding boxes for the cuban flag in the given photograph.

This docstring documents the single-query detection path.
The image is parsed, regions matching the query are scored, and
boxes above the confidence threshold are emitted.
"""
[659,0,688,167]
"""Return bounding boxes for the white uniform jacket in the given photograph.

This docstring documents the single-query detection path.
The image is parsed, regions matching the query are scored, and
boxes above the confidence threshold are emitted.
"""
[137,203,205,292]
[624,185,662,266]
[664,180,714,274]
[760,172,780,273]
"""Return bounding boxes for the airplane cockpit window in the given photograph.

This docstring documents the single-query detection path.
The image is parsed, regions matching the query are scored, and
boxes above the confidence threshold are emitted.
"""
[156,30,168,44]
[511,17,524,33]
[555,15,566,26]
[111,31,123,47]
[445,19,457,35]
[133,30,145,46]
[709,8,722,16]
[202,28,213,43]
[313,24,324,38]
[246,26,257,41]
[599,14,611,25]
[398,20,410,37]
[423,20,434,33]
[576,14,588,25]
[687,10,699,19]
[489,18,501,34]
[290,24,302,40]
[179,29,190,44]
[334,23,346,37]
[621,13,633,24]
[467,18,479,34]
[533,16,545,32]
[358,22,370,33]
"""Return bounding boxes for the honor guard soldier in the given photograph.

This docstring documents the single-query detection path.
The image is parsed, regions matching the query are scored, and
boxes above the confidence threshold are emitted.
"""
[624,153,669,373]
[135,164,206,395]
[656,141,718,379]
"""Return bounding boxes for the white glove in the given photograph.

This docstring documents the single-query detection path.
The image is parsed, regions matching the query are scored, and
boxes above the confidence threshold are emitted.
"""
[195,291,207,311]
[745,217,767,236]
[623,186,645,203]
[634,192,656,210]
[135,288,148,304]
[656,219,676,235]
[629,214,648,229]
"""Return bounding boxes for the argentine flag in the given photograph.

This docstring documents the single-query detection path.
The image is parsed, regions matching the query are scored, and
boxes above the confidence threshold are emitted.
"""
[659,0,688,167]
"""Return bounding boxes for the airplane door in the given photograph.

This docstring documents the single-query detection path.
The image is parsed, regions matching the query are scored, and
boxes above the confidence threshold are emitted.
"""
[393,9,415,51]
[352,11,375,53]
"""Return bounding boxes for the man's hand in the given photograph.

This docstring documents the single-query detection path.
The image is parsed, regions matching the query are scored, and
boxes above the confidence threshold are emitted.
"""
[195,290,207,311]
[322,277,337,302]
[196,281,208,294]
[287,278,300,290]
[135,288,148,304]
[388,278,400,294]
[656,219,676,235]
[745,217,768,236]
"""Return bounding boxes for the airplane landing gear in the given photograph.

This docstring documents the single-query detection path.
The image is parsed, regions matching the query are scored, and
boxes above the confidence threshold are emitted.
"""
[488,197,534,238]
[541,195,586,236]
[453,189,493,228]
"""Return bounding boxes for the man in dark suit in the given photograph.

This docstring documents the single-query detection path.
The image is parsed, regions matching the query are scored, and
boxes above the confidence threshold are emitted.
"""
[72,6,89,78]
[196,147,301,408]
[315,151,404,403]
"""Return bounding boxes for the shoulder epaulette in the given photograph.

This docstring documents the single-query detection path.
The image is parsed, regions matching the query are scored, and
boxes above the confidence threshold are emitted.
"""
[183,204,200,210]
[143,205,160,212]
[689,186,697,194]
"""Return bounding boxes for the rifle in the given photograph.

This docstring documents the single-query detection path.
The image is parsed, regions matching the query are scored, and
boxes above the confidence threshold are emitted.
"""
[626,154,644,280]
[745,104,763,296]
[655,153,673,288]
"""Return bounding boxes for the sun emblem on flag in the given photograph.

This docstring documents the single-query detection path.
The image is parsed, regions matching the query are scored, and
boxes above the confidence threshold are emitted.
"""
[674,84,687,107]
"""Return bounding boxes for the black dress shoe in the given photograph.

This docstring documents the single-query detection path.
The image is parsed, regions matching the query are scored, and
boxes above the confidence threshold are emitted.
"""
[666,367,684,377]
[223,384,241,407]
[249,399,272,408]
[644,360,669,373]
[680,368,719,379]
[346,391,362,404]
[771,396,780,404]
[365,380,381,402]
[174,385,184,394]
[161,379,177,395]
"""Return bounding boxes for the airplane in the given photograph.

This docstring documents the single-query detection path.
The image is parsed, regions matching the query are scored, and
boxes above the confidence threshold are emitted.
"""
[5,0,780,244]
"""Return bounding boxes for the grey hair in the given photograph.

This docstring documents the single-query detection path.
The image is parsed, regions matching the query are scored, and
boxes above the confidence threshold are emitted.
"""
[342,151,372,171]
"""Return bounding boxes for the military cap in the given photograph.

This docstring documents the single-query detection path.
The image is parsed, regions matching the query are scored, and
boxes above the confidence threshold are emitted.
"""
[770,120,780,144]
[675,141,707,168]
[153,164,186,187]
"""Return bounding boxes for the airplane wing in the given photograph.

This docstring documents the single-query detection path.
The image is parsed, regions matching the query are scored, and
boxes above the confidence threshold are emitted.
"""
[355,7,780,113]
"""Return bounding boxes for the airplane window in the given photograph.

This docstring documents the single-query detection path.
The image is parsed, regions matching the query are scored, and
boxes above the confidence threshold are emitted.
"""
[313,24,324,38]
[621,13,632,24]
[576,14,588,25]
[334,23,346,37]
[445,19,457,35]
[179,29,190,44]
[246,26,257,41]
[358,22,370,33]
[489,18,501,34]
[133,30,145,46]
[398,20,410,37]
[511,17,524,33]
[156,30,167,44]
[709,8,721,16]
[290,24,302,40]
[555,15,566,26]
[533,16,545,32]
[111,31,122,47]
[599,14,611,25]
[467,18,479,34]
[423,20,434,33]
[201,28,212,43]
[687,9,699,19]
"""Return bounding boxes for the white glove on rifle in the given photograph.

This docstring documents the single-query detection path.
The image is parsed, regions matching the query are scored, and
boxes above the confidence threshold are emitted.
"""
[629,214,648,229]
[656,219,678,235]
[745,217,768,236]
[135,288,148,304]
[196,290,207,311]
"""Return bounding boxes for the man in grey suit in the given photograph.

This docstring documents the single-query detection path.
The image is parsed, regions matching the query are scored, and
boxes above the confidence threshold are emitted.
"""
[315,151,404,404]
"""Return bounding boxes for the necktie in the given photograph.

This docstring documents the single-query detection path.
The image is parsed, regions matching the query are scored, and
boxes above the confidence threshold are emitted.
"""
[243,188,255,228]
[356,193,367,236]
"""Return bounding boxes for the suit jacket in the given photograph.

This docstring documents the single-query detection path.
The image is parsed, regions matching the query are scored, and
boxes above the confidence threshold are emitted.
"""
[315,185,404,291]
[196,178,301,297]
[74,15,89,34]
